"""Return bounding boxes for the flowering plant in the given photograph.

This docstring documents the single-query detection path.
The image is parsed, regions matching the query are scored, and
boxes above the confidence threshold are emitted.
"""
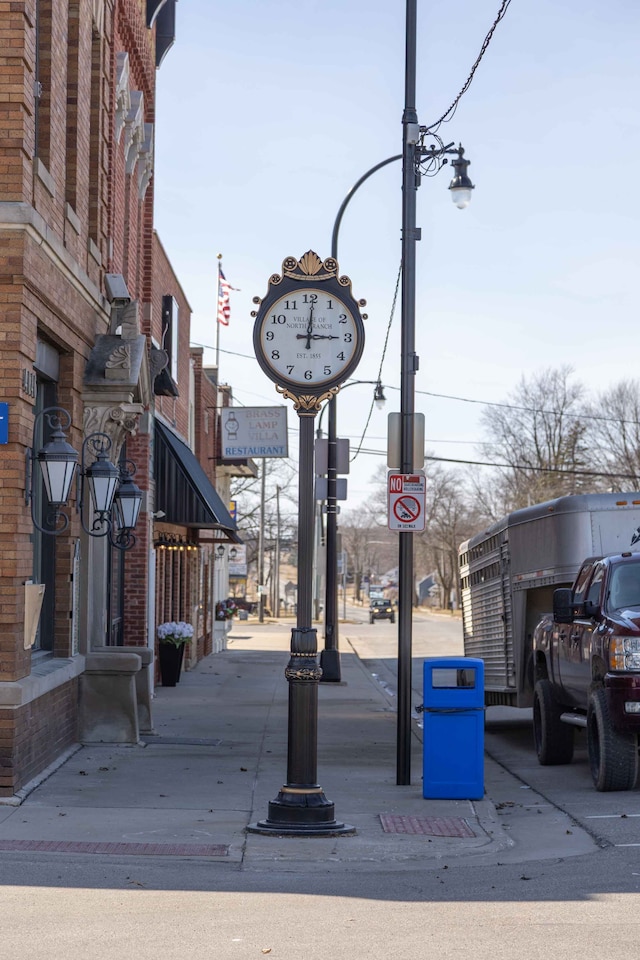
[157,621,194,647]
[216,599,238,621]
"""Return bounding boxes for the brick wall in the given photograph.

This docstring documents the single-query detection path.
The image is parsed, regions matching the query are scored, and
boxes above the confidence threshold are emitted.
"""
[191,351,219,486]
[122,429,151,647]
[152,232,193,438]
[0,0,168,791]
[0,678,78,797]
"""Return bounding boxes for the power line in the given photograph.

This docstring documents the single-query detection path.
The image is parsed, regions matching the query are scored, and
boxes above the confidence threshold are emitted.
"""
[425,0,513,133]
[383,383,640,429]
[190,340,255,361]
[351,444,640,481]
[351,262,402,461]
[192,339,640,429]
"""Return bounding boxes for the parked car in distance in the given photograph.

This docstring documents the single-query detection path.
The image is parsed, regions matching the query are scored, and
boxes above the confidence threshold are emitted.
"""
[370,599,395,624]
[228,597,257,614]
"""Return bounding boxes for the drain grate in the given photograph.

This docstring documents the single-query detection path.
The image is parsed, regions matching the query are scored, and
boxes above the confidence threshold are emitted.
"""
[141,736,221,746]
[0,839,229,857]
[379,814,476,838]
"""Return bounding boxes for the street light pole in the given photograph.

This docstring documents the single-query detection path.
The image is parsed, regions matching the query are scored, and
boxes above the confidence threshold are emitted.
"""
[320,159,401,684]
[397,0,419,786]
[319,378,385,682]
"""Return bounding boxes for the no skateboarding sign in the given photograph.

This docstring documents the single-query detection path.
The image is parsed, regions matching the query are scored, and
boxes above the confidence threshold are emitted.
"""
[388,472,426,531]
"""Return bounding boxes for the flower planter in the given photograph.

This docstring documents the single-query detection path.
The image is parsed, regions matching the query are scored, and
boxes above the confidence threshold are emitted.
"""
[158,642,184,687]
[156,622,194,684]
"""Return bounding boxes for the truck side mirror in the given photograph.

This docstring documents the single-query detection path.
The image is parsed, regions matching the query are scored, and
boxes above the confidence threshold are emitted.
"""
[553,587,574,623]
[583,599,600,618]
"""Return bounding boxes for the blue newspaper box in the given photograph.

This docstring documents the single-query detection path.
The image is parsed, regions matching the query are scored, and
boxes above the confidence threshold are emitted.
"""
[422,657,484,800]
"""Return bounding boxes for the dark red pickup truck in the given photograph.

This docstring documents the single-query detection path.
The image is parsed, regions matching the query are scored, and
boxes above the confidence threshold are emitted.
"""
[532,553,640,791]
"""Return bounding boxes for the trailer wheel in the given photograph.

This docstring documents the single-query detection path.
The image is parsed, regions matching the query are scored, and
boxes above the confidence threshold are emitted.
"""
[587,688,638,792]
[533,679,574,765]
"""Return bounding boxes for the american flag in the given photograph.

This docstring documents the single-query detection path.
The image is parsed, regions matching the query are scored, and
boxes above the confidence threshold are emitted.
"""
[217,264,232,326]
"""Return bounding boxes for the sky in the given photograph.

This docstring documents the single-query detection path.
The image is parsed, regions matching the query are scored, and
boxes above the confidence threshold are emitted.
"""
[153,0,640,508]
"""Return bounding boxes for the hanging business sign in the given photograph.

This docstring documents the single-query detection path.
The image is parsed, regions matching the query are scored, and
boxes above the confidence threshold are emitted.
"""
[228,544,248,577]
[220,406,288,460]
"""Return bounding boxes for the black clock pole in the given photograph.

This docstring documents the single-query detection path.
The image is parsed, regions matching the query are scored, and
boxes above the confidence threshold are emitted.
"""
[247,403,354,836]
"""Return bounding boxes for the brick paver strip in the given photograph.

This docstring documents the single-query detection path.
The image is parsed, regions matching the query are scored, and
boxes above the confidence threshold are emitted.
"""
[140,736,222,746]
[378,814,476,838]
[0,839,229,857]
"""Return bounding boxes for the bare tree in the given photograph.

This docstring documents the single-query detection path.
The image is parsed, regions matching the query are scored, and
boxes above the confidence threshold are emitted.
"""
[585,380,640,489]
[231,458,298,597]
[477,366,591,515]
[338,504,385,602]
[415,462,478,608]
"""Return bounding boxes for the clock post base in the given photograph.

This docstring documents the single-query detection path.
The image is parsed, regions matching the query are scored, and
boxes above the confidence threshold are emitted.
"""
[247,787,355,837]
[247,625,354,838]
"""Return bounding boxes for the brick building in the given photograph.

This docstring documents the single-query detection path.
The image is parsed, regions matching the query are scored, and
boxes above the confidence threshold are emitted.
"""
[0,1,240,800]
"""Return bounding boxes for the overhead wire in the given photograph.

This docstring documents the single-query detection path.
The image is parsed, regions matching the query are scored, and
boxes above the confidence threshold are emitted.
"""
[352,445,640,482]
[349,261,402,462]
[423,0,513,135]
[190,335,640,434]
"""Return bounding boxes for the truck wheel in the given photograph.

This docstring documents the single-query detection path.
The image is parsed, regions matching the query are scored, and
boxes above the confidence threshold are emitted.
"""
[533,679,574,765]
[587,688,639,792]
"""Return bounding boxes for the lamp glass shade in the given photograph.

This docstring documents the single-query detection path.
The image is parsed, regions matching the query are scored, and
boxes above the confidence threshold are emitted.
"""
[86,456,119,515]
[113,476,143,530]
[373,383,386,410]
[37,441,78,506]
[450,186,473,209]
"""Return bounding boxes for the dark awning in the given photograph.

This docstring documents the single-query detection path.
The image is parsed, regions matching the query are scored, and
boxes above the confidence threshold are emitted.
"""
[154,420,241,542]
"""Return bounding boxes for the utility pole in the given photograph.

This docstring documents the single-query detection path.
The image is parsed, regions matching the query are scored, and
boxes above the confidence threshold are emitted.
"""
[258,459,266,623]
[397,0,419,785]
[275,485,281,617]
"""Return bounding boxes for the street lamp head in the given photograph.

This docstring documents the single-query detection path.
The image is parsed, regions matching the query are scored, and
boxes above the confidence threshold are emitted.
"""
[85,444,120,517]
[113,462,143,532]
[373,380,387,410]
[448,145,474,209]
[36,416,79,506]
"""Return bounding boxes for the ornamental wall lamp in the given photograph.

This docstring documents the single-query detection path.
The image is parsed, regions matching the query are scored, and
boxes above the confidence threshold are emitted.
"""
[25,406,142,551]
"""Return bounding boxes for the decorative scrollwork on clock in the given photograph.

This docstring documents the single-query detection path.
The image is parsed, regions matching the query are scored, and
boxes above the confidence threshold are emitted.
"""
[275,384,339,415]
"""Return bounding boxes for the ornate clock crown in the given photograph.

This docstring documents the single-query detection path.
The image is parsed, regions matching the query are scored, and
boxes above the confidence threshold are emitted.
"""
[251,251,367,317]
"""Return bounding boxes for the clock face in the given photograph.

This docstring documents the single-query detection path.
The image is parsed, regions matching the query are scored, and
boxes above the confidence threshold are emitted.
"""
[255,287,361,388]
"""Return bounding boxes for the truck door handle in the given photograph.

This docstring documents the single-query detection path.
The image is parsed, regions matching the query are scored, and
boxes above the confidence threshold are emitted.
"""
[570,634,581,642]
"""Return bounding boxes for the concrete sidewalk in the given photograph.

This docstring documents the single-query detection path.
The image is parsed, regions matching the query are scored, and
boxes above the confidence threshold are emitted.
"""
[0,622,596,871]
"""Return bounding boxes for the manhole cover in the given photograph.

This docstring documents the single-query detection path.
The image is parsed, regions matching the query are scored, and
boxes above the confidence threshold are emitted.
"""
[379,814,476,838]
[141,737,221,746]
